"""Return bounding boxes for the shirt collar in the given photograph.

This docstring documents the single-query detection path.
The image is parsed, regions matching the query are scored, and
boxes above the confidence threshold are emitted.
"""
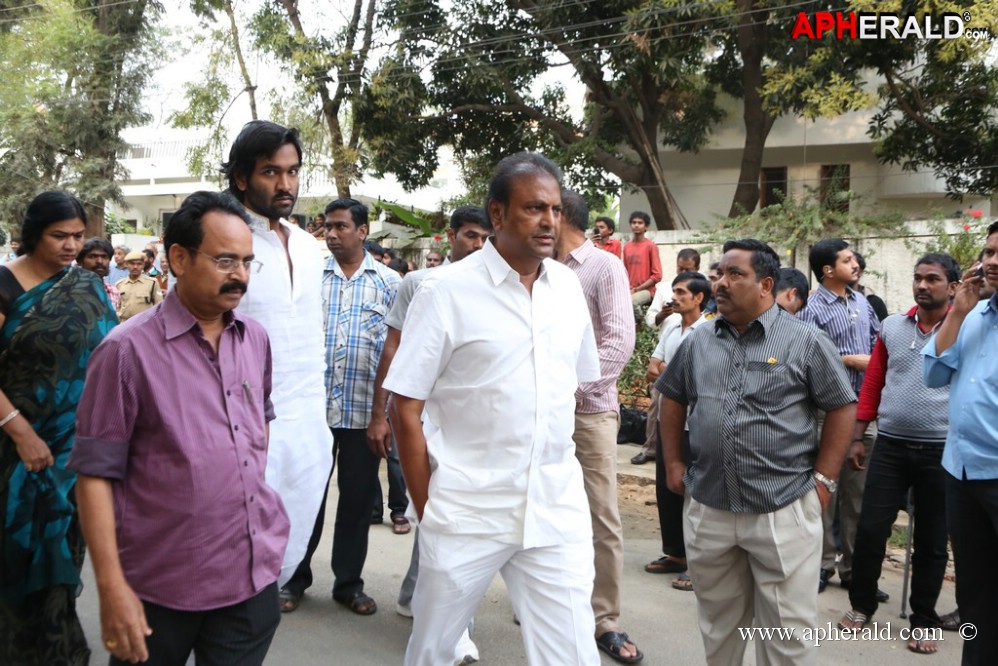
[815,283,857,304]
[481,238,548,287]
[244,207,288,234]
[984,293,998,315]
[162,289,244,341]
[324,250,381,278]
[714,302,780,337]
[566,239,596,265]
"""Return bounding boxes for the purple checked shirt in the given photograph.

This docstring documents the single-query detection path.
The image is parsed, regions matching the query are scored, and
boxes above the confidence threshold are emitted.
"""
[69,291,289,611]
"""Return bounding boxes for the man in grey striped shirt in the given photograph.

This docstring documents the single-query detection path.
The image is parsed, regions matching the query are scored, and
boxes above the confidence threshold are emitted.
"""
[657,239,856,666]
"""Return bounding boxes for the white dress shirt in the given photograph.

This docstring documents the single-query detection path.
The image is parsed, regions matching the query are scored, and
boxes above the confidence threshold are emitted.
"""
[384,239,600,548]
[237,212,334,586]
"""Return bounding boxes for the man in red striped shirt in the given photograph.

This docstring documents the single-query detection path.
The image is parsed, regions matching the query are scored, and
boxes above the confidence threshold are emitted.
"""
[558,191,640,664]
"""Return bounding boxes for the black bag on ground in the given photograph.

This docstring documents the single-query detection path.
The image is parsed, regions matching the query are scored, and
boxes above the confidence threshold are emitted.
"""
[617,405,647,444]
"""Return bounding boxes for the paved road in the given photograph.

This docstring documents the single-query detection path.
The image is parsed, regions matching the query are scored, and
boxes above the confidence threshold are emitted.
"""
[79,446,962,664]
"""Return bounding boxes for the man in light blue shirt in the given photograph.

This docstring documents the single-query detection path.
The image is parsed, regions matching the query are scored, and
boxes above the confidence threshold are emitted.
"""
[922,220,998,666]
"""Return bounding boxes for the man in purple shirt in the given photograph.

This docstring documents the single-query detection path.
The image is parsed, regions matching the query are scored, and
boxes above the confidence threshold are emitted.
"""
[70,191,290,665]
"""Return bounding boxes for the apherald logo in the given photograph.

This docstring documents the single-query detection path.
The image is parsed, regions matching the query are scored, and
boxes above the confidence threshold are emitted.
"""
[790,11,991,40]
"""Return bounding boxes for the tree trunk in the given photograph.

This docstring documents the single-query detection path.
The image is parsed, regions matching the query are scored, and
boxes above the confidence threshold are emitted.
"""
[84,203,105,239]
[728,0,776,218]
[639,171,682,232]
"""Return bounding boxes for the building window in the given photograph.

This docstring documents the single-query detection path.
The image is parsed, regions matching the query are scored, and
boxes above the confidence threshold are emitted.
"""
[820,164,850,213]
[760,167,788,208]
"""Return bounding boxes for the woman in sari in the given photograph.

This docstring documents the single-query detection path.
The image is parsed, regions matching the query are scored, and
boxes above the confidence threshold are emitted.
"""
[0,191,117,665]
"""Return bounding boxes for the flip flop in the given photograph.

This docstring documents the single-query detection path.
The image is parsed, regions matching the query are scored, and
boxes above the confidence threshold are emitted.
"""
[837,610,869,631]
[671,572,694,591]
[278,587,303,613]
[391,514,411,535]
[335,591,377,615]
[908,639,937,654]
[644,555,686,574]
[595,631,644,664]
[939,609,960,631]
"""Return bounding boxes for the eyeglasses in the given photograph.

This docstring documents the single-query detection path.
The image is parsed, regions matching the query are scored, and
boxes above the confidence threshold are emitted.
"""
[188,249,263,274]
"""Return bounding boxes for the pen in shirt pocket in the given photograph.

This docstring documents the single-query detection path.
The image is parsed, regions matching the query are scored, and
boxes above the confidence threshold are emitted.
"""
[243,380,251,399]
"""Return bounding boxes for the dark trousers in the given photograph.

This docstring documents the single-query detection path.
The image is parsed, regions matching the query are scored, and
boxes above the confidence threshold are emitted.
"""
[284,427,381,599]
[848,434,947,628]
[655,428,689,558]
[372,435,408,519]
[109,583,279,666]
[946,472,998,666]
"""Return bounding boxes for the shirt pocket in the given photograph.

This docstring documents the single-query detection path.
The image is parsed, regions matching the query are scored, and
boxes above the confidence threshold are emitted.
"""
[742,361,796,403]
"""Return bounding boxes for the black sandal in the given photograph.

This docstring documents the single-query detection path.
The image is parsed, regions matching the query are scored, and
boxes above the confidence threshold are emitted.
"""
[596,631,644,664]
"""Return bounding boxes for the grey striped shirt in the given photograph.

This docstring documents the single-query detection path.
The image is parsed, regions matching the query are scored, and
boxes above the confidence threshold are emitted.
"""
[797,284,879,394]
[656,304,856,513]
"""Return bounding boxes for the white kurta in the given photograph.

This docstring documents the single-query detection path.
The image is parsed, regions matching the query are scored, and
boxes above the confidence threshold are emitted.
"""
[238,213,334,586]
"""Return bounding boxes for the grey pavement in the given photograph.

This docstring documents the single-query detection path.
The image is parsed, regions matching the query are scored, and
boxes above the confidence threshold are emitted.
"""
[79,445,961,664]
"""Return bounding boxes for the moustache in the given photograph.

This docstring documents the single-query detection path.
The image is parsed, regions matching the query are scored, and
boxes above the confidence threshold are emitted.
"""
[220,281,248,295]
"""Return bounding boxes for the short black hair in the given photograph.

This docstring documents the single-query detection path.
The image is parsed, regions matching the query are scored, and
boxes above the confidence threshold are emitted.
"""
[388,257,408,275]
[450,205,490,232]
[853,251,867,273]
[222,120,303,197]
[142,248,155,260]
[595,216,615,233]
[721,238,781,282]
[776,267,810,310]
[485,152,562,213]
[628,211,651,226]
[677,247,701,269]
[364,240,384,258]
[325,198,368,228]
[20,191,87,256]
[561,189,588,233]
[672,271,711,305]
[709,261,720,272]
[987,220,998,237]
[164,191,252,259]
[916,252,961,283]
[77,237,114,264]
[809,238,850,281]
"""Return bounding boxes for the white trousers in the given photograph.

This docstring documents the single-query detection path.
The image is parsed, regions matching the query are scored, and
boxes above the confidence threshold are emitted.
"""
[406,527,600,666]
[685,492,823,666]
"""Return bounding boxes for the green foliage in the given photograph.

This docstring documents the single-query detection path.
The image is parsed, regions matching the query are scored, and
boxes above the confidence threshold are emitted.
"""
[695,187,907,253]
[910,211,990,271]
[0,0,161,234]
[617,323,659,407]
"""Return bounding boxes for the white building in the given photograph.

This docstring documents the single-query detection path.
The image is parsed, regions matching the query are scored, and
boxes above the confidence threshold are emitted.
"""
[620,96,995,230]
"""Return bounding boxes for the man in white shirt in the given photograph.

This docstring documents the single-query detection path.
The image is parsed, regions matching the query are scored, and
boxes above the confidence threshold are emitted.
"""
[385,153,601,666]
[223,120,334,607]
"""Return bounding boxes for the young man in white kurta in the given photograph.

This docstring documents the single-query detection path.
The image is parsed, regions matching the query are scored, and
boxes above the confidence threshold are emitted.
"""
[225,121,333,589]
[385,235,601,665]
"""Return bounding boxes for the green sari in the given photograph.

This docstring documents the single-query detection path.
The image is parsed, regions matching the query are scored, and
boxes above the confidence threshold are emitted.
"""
[0,266,116,665]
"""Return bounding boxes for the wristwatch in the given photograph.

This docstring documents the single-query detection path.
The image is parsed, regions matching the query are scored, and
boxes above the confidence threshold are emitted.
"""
[814,471,838,494]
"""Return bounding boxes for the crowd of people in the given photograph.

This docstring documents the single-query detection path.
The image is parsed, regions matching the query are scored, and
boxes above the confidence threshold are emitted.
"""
[0,118,994,666]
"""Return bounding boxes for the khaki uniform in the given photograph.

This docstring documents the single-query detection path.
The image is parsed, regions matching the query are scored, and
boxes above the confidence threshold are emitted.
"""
[115,274,162,321]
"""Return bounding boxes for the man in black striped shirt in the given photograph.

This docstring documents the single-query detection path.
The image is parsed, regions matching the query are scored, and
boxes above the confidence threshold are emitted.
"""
[657,239,856,666]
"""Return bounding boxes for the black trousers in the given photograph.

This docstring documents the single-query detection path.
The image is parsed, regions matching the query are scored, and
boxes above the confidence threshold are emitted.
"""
[848,434,947,628]
[372,432,408,519]
[285,427,381,599]
[109,584,279,666]
[655,428,690,559]
[946,472,998,666]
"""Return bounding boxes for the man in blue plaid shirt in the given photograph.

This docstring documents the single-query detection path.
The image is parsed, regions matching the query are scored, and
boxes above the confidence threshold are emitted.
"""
[283,198,401,616]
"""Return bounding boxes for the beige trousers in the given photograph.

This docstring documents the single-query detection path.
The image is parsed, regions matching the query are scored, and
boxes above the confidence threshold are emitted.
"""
[685,493,823,666]
[573,411,625,636]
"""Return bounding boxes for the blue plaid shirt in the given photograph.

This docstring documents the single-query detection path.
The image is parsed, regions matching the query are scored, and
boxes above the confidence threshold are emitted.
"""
[798,283,879,394]
[322,252,401,429]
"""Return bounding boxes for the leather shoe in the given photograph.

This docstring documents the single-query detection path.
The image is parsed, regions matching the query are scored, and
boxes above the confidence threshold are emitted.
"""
[818,568,834,593]
[630,452,654,465]
[839,579,890,602]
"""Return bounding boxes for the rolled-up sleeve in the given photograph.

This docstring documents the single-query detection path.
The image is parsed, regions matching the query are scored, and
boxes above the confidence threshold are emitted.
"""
[68,337,136,480]
[922,331,959,388]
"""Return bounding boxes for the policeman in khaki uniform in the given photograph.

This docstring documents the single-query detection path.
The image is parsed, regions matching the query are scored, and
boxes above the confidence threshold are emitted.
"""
[115,250,162,321]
